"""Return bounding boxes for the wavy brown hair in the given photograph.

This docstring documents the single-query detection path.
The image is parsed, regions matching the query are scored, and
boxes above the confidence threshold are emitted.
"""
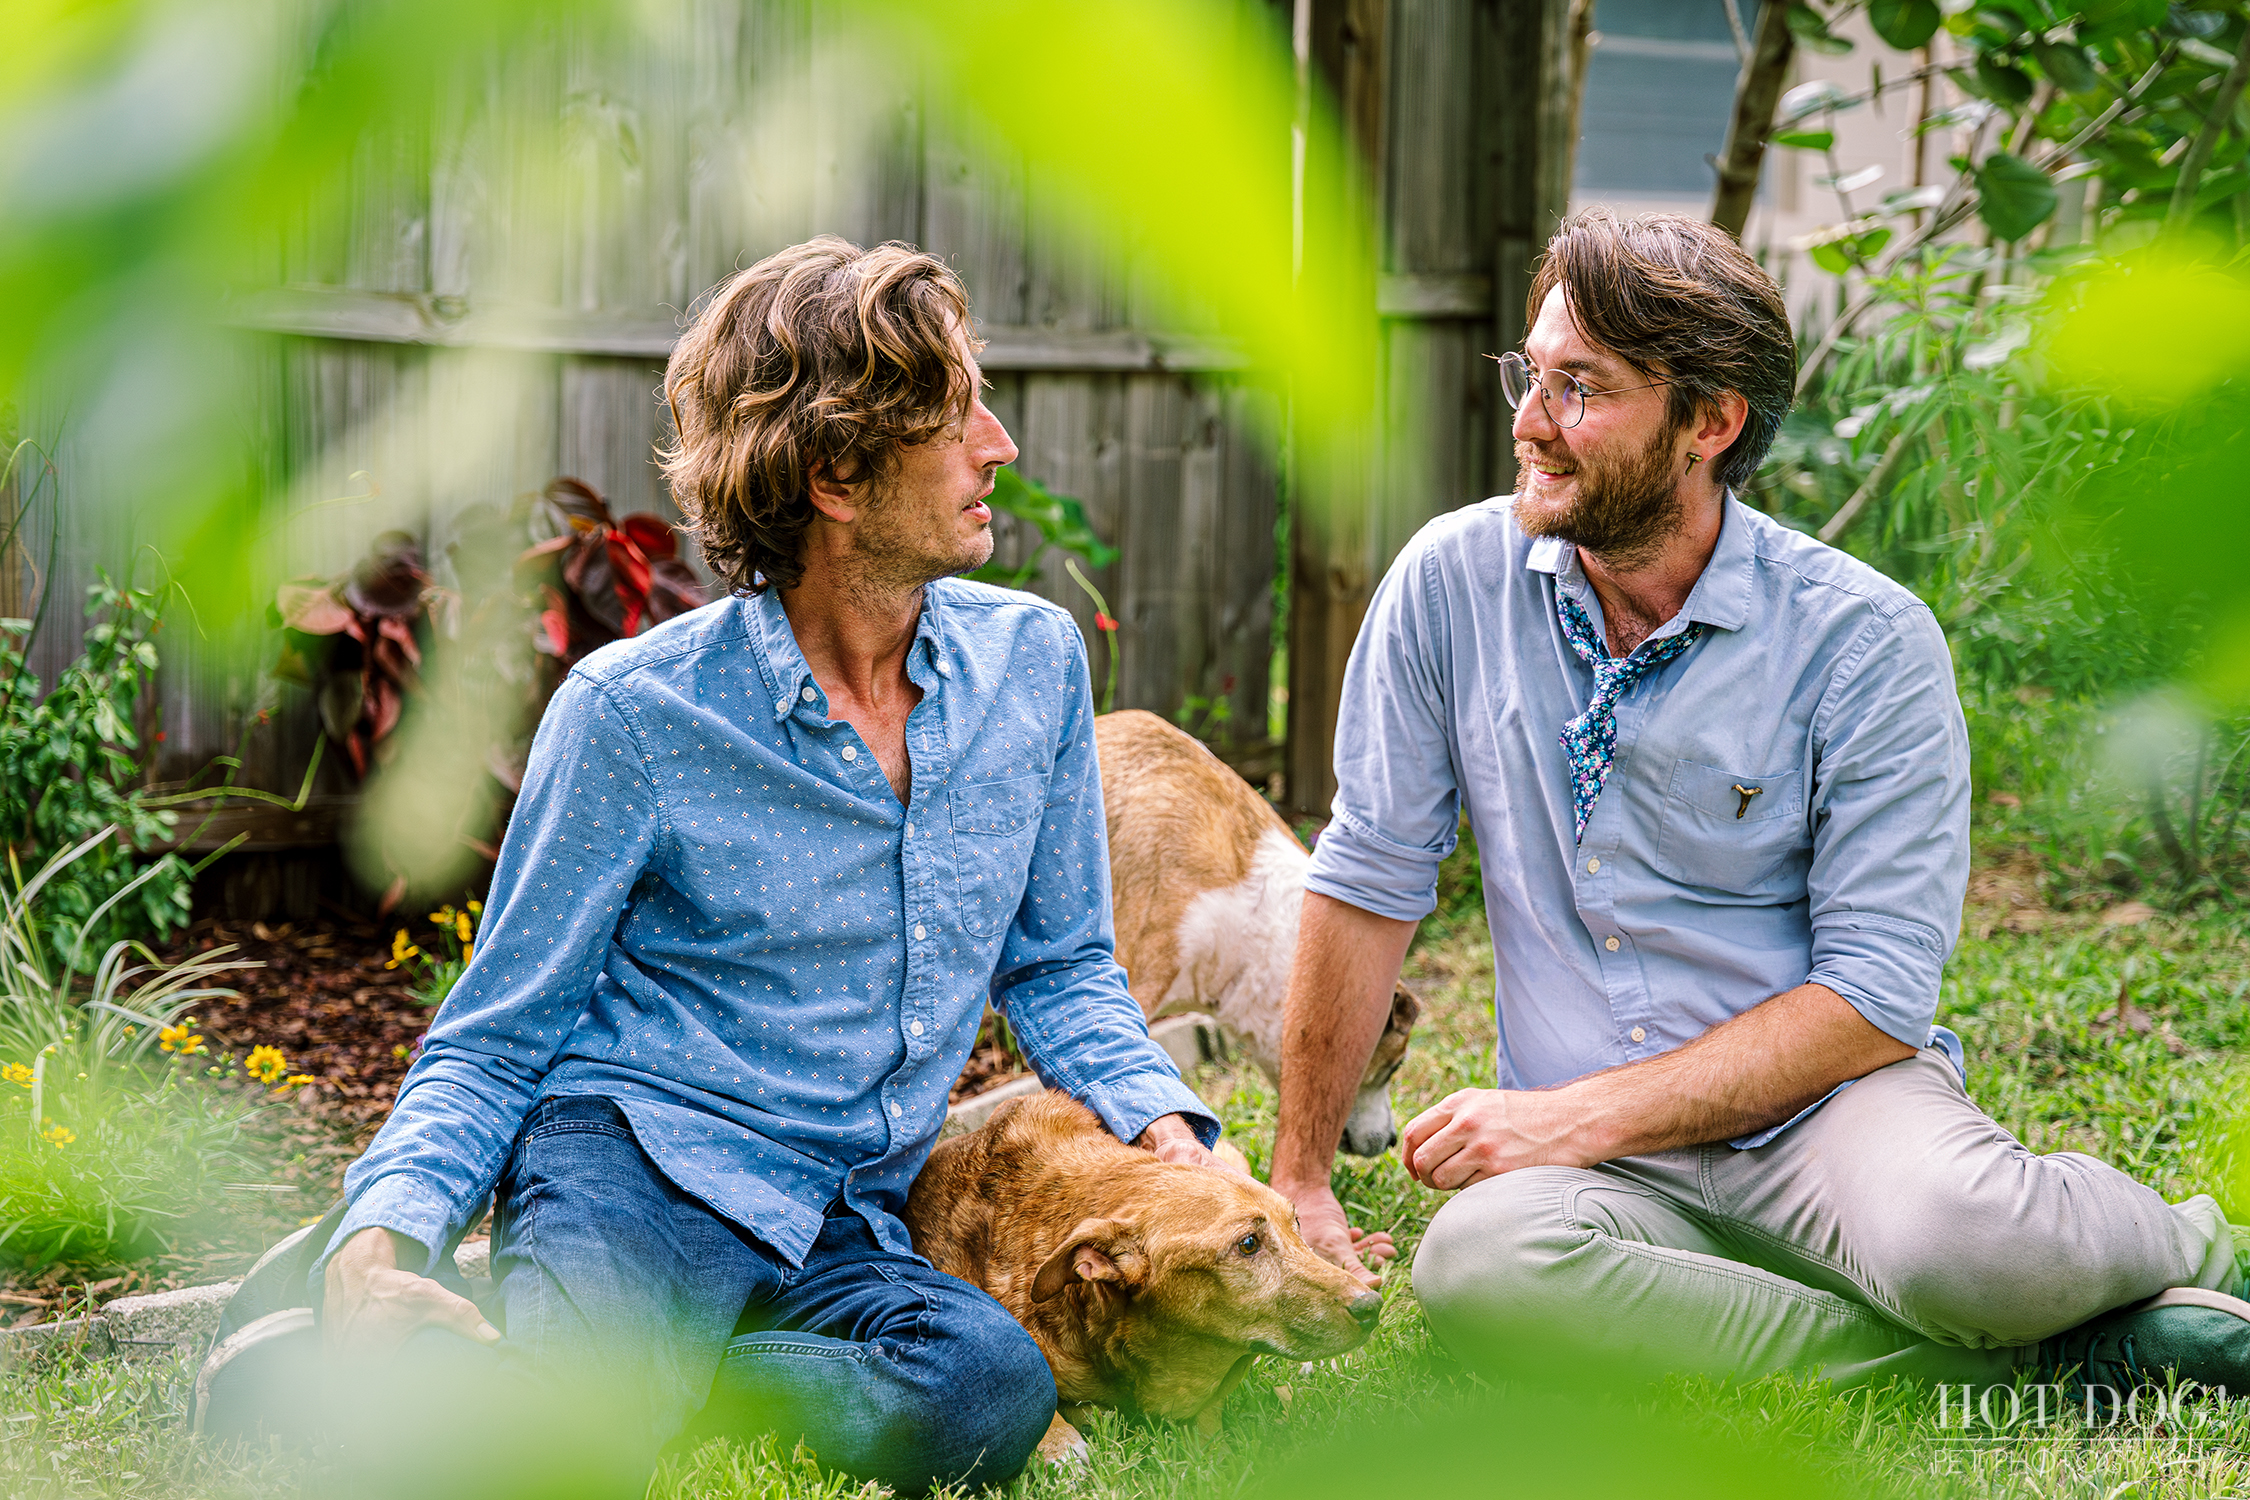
[1527,209,1795,492]
[659,237,981,593]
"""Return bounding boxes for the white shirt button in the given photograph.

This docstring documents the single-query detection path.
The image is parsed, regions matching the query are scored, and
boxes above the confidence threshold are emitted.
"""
[1587,858,1601,873]
[913,924,926,940]
[801,685,817,702]
[774,698,789,714]
[1630,1026,1646,1043]
[1605,936,1620,952]
[909,1020,924,1037]
[904,823,915,837]
[841,745,857,762]
[889,1102,902,1117]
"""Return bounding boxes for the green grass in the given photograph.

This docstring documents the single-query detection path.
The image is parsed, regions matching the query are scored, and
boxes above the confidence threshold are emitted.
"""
[6,845,2248,1498]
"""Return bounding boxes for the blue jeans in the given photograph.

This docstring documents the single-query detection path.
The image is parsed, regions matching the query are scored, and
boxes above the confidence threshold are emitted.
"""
[335,1096,1053,1498]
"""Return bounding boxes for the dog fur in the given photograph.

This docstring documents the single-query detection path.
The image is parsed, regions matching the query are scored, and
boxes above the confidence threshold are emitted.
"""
[1097,709,1420,1155]
[903,1090,1381,1450]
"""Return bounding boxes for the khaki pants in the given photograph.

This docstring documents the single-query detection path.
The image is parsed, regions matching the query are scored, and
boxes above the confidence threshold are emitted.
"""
[1411,1049,2238,1387]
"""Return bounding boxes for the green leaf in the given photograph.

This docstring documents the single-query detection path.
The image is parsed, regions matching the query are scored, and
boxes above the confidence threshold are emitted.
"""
[1975,151,2059,240]
[1970,4,2028,40]
[1810,240,1856,275]
[1973,56,2036,105]
[2033,41,2099,94]
[2078,0,2172,41]
[1869,0,1943,49]
[1786,4,1855,54]
[1772,129,1836,151]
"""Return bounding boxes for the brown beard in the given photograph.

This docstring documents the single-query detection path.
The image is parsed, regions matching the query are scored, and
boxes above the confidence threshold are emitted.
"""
[1513,419,1688,569]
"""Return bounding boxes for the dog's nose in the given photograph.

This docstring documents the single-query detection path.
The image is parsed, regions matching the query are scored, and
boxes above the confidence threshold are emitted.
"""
[1348,1290,1383,1325]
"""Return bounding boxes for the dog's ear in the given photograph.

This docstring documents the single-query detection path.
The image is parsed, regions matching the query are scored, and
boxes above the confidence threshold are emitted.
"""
[1388,983,1422,1034]
[1031,1217,1145,1302]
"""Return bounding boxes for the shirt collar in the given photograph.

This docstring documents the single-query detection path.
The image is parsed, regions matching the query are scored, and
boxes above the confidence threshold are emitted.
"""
[1521,492,1755,635]
[750,583,951,722]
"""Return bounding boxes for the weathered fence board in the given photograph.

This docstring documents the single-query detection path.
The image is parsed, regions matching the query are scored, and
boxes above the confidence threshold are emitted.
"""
[1284,0,1566,816]
[16,0,1306,916]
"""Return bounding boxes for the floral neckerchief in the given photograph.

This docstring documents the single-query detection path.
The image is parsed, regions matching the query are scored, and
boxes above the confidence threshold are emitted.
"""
[1555,591,1704,844]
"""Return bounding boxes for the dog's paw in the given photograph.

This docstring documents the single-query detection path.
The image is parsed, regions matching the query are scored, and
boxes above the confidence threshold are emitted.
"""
[1035,1412,1089,1468]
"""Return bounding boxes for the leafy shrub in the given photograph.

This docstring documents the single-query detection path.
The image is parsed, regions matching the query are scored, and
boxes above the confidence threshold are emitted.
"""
[0,580,202,969]
[0,832,307,1270]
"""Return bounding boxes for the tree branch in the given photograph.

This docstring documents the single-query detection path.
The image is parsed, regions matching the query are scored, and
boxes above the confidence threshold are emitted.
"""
[1818,410,1936,546]
[2168,30,2250,228]
[1797,54,2173,399]
[1710,0,1796,238]
[1722,0,1750,67]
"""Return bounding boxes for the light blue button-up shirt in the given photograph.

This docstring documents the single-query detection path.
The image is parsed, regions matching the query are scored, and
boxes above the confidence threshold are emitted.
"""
[1306,496,1969,1140]
[326,580,1214,1277]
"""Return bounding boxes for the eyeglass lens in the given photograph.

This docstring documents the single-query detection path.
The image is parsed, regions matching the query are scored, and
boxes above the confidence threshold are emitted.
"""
[1497,352,1584,429]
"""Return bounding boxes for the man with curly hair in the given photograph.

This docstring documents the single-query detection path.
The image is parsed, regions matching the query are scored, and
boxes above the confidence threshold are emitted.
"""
[313,237,1221,1496]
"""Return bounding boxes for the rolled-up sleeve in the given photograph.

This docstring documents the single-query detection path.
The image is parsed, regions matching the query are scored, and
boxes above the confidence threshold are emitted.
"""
[316,673,661,1280]
[1804,605,1969,1044]
[991,620,1218,1149]
[1305,535,1461,922]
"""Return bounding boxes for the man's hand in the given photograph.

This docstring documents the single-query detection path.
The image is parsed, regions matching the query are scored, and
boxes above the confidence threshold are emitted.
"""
[1400,984,1917,1194]
[1282,1180,1395,1288]
[1134,1113,1249,1176]
[1400,1087,1595,1191]
[323,1226,501,1361]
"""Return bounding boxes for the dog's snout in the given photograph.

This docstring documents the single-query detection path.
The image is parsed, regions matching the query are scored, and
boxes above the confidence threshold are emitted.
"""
[1348,1290,1383,1325]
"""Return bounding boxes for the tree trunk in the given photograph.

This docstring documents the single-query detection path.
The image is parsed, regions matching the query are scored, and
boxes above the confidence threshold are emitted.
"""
[1709,0,1795,238]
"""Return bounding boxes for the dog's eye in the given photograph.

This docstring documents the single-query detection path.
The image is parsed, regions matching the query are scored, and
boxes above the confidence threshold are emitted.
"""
[1235,1232,1260,1257]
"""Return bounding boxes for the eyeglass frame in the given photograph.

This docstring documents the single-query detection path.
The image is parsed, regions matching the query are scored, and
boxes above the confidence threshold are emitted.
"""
[1491,349,1674,431]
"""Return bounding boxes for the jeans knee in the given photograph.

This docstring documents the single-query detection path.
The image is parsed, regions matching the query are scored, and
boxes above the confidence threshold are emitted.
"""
[939,1313,1056,1478]
[868,1305,1054,1494]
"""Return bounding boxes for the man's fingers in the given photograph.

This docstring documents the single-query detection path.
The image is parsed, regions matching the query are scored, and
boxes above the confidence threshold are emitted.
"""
[1398,1091,1467,1162]
[1407,1116,1468,1186]
[1347,1227,1399,1269]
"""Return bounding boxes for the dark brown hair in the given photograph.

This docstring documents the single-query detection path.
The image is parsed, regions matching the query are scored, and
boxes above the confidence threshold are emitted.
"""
[1526,209,1795,492]
[659,237,981,593]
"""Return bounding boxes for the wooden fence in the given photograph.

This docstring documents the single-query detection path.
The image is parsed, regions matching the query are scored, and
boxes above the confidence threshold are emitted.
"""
[16,0,1566,912]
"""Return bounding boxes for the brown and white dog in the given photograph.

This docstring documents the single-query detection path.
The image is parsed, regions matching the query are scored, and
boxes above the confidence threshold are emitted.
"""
[1097,710,1420,1156]
[902,1090,1381,1453]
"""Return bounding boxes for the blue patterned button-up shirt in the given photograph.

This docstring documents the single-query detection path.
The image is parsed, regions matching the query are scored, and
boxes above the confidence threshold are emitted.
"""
[325,581,1214,1276]
[1305,497,1970,1144]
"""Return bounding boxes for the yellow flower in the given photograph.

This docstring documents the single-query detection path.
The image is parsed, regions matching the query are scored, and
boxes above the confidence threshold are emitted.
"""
[158,1021,205,1056]
[462,941,473,965]
[284,1074,316,1089]
[428,906,455,926]
[42,1124,74,1147]
[455,911,473,943]
[385,930,420,970]
[245,1045,288,1084]
[2,1063,31,1088]
[466,899,482,915]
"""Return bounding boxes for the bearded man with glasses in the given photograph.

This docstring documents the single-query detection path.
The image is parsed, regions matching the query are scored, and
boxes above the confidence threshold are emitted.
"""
[1270,208,2249,1399]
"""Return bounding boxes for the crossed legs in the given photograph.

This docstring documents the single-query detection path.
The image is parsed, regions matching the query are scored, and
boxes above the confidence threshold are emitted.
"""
[1412,1049,2236,1387]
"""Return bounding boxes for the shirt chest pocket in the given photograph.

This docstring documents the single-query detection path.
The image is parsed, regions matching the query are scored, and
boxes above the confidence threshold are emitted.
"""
[947,775,1047,938]
[1652,759,1809,896]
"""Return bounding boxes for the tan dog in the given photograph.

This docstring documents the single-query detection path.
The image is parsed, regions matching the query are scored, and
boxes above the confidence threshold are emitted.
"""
[1097,710,1420,1155]
[903,1091,1381,1455]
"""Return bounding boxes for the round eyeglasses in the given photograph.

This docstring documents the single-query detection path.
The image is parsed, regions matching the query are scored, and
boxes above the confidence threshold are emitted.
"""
[1493,350,1672,430]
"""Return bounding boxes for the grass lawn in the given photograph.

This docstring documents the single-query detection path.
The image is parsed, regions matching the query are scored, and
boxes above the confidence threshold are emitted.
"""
[5,846,2247,1499]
